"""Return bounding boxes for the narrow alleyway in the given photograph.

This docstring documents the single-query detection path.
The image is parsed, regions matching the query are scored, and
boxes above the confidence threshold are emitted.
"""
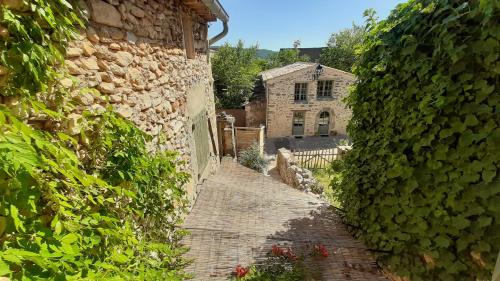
[183,158,388,281]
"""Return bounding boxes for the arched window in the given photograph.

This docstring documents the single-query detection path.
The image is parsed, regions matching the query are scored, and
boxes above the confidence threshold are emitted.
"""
[319,111,329,125]
[318,111,330,135]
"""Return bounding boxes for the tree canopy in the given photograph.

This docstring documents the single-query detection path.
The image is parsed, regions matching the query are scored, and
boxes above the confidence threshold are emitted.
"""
[265,48,310,69]
[319,24,365,72]
[211,40,263,108]
[212,41,311,109]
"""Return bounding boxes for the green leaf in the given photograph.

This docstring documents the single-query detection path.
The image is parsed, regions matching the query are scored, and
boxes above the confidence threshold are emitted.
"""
[9,205,25,232]
[0,258,11,276]
[61,233,79,245]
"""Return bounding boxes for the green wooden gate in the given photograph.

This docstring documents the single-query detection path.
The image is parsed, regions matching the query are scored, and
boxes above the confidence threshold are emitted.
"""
[193,110,210,178]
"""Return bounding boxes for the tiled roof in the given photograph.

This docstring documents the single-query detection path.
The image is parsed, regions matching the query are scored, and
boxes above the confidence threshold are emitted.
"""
[260,62,316,81]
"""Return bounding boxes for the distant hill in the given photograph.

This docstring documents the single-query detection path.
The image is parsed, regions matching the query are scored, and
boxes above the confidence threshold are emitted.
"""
[210,46,276,59]
[256,49,276,59]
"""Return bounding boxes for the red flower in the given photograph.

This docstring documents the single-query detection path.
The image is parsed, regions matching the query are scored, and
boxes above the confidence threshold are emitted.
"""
[284,247,298,261]
[313,244,329,258]
[271,245,298,261]
[235,265,249,278]
[272,245,284,256]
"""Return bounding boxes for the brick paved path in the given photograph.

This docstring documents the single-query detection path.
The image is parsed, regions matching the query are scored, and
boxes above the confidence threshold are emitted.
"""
[183,158,388,281]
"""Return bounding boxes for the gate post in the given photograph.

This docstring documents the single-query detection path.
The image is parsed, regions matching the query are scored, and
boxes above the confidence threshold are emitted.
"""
[216,112,236,159]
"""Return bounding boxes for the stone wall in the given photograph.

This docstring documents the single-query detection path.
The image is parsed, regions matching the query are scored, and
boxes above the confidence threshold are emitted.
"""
[64,0,219,203]
[235,126,264,155]
[245,98,266,127]
[216,109,246,127]
[276,148,320,194]
[266,66,355,138]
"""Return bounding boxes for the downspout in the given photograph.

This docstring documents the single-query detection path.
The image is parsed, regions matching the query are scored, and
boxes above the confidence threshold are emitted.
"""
[264,79,269,134]
[209,21,228,45]
[200,0,229,46]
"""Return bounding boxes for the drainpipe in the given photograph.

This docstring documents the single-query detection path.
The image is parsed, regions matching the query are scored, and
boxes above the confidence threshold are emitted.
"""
[200,0,229,45]
[209,21,228,45]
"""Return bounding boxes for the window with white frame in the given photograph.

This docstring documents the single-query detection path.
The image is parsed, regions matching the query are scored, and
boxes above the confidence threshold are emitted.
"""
[294,83,308,101]
[317,80,333,98]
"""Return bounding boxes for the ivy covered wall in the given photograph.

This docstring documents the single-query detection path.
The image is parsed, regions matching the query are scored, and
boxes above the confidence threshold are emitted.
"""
[336,1,499,280]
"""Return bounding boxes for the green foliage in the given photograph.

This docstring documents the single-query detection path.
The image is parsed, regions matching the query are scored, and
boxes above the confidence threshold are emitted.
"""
[0,0,191,279]
[237,263,306,281]
[336,1,500,280]
[82,110,190,243]
[211,42,310,109]
[0,0,83,97]
[212,40,263,108]
[255,49,276,59]
[313,169,340,208]
[265,49,310,69]
[319,24,365,72]
[238,144,268,173]
[0,107,190,280]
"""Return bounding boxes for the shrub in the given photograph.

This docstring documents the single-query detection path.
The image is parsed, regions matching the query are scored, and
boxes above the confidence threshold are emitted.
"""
[0,0,190,279]
[0,107,190,280]
[337,1,500,280]
[82,110,190,243]
[238,144,269,173]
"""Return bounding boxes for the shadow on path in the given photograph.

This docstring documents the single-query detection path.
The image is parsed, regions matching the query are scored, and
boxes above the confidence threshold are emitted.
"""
[263,205,387,280]
[182,159,387,281]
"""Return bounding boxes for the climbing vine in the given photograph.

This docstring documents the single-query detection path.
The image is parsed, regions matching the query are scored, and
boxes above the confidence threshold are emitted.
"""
[0,0,82,97]
[334,0,500,280]
[0,0,190,280]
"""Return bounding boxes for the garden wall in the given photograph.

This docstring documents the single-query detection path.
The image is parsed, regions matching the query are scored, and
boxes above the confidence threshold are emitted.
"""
[245,98,266,127]
[276,148,319,193]
[217,108,246,126]
[235,126,264,155]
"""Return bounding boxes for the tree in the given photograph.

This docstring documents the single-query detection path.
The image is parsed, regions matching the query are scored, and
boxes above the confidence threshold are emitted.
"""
[319,24,365,72]
[293,39,301,49]
[211,40,263,108]
[265,48,310,69]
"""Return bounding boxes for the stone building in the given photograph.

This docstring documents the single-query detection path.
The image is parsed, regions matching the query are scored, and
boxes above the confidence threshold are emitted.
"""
[247,62,355,138]
[65,0,228,203]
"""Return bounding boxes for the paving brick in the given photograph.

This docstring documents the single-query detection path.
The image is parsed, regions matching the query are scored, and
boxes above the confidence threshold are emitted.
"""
[183,158,387,281]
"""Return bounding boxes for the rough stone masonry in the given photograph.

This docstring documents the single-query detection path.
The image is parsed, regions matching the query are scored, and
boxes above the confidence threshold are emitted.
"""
[64,0,219,202]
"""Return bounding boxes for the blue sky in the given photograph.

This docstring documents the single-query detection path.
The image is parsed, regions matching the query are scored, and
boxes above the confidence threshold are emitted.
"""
[209,0,406,50]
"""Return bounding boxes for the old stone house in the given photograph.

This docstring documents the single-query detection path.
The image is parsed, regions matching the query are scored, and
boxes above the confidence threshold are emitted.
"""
[246,62,355,138]
[65,0,228,203]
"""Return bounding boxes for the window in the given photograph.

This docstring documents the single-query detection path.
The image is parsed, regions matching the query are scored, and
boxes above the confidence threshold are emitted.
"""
[317,80,333,98]
[294,83,308,101]
[292,112,305,136]
[319,111,330,125]
[293,112,305,125]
